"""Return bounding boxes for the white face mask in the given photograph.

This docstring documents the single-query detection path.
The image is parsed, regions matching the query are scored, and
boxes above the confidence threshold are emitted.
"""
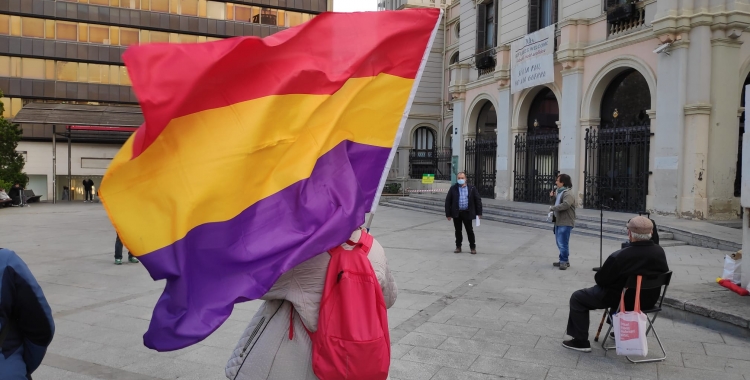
[457,179,466,185]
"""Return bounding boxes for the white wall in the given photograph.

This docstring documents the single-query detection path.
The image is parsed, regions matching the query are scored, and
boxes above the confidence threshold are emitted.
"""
[18,141,123,200]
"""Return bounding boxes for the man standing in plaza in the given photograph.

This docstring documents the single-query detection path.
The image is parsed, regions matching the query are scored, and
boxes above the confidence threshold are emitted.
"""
[445,172,482,254]
[82,179,94,203]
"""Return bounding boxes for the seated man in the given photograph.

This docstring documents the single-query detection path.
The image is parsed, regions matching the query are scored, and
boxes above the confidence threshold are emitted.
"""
[8,183,23,205]
[562,216,669,352]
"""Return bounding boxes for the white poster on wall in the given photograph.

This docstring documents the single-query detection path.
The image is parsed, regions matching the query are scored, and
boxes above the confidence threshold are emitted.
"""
[511,25,555,94]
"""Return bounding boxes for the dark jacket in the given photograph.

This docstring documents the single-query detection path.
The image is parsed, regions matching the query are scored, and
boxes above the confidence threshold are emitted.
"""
[8,186,21,198]
[621,218,659,248]
[0,249,55,379]
[445,184,483,220]
[595,241,669,310]
[82,180,94,190]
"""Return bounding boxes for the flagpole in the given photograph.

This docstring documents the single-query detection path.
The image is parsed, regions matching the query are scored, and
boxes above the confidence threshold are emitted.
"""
[365,213,375,232]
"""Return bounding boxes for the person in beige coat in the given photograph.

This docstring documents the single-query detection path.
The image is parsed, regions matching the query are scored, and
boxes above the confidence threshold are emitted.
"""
[226,228,398,380]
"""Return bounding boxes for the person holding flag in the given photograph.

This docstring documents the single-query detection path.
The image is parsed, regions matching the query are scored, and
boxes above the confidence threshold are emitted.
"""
[98,7,441,378]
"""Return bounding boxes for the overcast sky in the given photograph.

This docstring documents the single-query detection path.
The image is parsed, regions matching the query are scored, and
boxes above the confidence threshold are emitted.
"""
[333,0,378,12]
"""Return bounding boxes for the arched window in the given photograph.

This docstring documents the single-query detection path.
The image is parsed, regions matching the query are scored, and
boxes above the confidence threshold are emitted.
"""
[413,126,435,150]
[600,69,651,127]
[449,52,459,65]
[476,101,497,139]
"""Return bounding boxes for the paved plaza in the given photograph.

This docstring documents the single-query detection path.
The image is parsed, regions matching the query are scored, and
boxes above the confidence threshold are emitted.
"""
[2,203,750,379]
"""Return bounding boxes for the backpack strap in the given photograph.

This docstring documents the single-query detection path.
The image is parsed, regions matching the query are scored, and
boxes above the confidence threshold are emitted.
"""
[330,228,374,255]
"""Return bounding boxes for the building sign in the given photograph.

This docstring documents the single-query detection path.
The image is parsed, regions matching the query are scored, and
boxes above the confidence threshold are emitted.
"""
[422,174,435,184]
[511,25,555,94]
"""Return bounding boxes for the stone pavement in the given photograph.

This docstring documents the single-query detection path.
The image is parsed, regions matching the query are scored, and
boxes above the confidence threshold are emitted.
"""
[1,203,750,379]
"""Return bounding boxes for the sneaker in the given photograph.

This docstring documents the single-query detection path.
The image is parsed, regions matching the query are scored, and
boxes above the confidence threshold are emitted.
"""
[559,262,570,270]
[562,339,591,352]
[454,247,461,253]
[128,257,140,264]
[114,259,122,265]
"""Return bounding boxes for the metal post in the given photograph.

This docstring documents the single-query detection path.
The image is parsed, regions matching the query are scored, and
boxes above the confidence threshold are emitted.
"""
[67,128,72,202]
[52,125,56,204]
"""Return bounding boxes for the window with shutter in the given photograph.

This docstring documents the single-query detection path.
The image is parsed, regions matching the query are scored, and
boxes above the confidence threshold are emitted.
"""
[528,0,540,33]
[476,3,486,53]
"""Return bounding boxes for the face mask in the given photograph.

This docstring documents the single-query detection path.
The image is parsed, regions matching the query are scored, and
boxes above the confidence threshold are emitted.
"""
[457,179,466,185]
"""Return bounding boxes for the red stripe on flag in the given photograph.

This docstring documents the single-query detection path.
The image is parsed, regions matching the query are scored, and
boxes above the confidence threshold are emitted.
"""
[123,9,441,159]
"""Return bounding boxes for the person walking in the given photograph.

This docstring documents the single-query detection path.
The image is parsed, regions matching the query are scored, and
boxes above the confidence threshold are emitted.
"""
[114,234,140,265]
[445,172,483,254]
[549,173,576,270]
[0,248,55,379]
[82,179,94,203]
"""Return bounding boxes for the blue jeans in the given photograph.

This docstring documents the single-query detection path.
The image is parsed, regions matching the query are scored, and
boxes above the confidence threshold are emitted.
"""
[554,226,573,263]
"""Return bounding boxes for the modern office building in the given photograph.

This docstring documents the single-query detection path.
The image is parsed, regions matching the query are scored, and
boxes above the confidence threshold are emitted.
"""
[4,0,330,201]
[384,0,750,220]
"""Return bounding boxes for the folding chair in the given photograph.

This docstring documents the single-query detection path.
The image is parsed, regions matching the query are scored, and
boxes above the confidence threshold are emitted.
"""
[601,271,673,363]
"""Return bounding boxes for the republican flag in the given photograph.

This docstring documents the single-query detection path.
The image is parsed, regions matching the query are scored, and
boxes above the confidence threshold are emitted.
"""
[99,8,441,351]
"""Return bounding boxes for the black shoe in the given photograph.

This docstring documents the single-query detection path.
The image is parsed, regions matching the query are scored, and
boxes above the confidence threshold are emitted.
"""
[454,247,461,253]
[559,262,570,270]
[553,262,560,267]
[562,339,591,352]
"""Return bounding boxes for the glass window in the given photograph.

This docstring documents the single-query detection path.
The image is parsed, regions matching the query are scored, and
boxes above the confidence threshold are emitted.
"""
[206,1,225,19]
[170,0,179,13]
[0,56,10,77]
[302,13,312,24]
[140,30,149,44]
[234,5,252,22]
[277,10,286,27]
[10,98,21,117]
[101,64,111,84]
[45,60,54,80]
[124,0,141,9]
[150,0,169,12]
[9,57,20,78]
[0,15,10,35]
[110,65,120,85]
[180,0,198,16]
[89,0,110,5]
[180,34,197,43]
[169,33,179,43]
[10,16,21,37]
[110,26,120,45]
[139,0,150,10]
[78,23,89,42]
[1,97,10,118]
[485,1,495,49]
[540,0,553,28]
[45,20,54,39]
[77,62,88,82]
[88,63,102,83]
[56,22,78,41]
[119,67,130,86]
[288,12,302,27]
[120,28,139,46]
[56,61,78,82]
[197,35,206,43]
[150,31,169,43]
[198,0,207,17]
[89,25,110,44]
[22,58,45,79]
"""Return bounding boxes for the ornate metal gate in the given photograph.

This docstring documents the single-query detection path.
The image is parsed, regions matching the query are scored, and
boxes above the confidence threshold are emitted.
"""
[583,124,651,212]
[465,138,497,198]
[513,132,560,203]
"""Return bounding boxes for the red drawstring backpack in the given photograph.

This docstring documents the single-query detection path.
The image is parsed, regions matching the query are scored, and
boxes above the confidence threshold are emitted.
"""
[289,229,390,379]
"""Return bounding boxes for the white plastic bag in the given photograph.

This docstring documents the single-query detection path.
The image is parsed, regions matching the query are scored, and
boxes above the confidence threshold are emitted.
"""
[613,275,648,357]
[722,255,742,285]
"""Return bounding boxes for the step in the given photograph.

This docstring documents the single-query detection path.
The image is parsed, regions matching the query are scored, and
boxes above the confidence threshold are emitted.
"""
[381,200,686,247]
[384,198,679,242]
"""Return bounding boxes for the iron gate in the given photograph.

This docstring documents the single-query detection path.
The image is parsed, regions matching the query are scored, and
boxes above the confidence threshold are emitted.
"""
[583,125,651,212]
[409,148,437,179]
[465,138,497,198]
[513,132,560,203]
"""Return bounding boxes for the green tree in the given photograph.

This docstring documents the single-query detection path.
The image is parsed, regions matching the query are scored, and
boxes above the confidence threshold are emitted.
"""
[0,94,26,188]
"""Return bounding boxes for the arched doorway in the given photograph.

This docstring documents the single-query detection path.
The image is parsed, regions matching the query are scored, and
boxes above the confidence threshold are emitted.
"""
[584,68,651,212]
[465,101,497,197]
[513,87,560,203]
[409,126,437,179]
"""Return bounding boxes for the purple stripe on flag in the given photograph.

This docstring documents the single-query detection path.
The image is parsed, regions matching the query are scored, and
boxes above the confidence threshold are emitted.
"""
[138,140,390,351]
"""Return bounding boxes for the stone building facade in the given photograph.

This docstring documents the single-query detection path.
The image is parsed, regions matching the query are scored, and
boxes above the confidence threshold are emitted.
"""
[384,0,750,220]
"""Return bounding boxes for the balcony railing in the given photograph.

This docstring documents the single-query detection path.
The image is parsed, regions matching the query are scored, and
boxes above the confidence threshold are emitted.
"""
[607,2,646,37]
[475,49,496,78]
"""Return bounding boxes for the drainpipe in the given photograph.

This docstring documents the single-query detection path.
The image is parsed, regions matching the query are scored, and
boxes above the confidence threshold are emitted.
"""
[440,7,446,174]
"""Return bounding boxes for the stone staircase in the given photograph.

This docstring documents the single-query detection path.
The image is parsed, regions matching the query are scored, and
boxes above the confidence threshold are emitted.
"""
[380,195,687,247]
